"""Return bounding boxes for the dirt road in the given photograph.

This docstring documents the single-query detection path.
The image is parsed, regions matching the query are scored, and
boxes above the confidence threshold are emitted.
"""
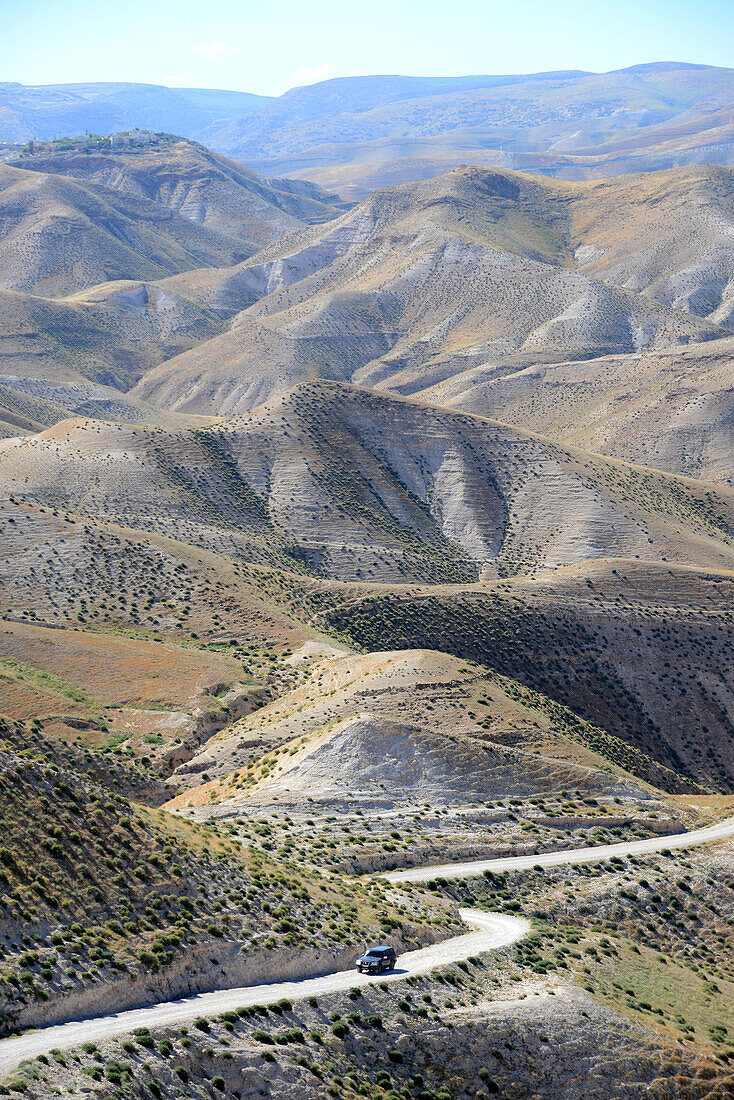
[0,910,527,1076]
[2,815,733,1077]
[384,814,734,882]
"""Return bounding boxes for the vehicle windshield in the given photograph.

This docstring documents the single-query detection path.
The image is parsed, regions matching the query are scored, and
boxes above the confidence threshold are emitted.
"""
[364,949,383,956]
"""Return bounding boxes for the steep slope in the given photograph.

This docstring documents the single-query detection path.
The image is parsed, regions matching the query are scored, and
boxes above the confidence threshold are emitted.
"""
[565,165,734,327]
[425,336,734,485]
[0,723,444,1038]
[297,561,734,791]
[0,417,312,573]
[0,162,251,296]
[132,166,727,417]
[9,135,345,250]
[3,382,733,585]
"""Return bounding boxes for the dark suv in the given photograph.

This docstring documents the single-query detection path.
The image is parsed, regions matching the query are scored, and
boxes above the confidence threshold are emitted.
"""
[356,945,397,974]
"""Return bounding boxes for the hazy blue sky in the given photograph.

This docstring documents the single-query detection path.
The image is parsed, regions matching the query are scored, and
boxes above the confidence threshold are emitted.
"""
[4,0,734,96]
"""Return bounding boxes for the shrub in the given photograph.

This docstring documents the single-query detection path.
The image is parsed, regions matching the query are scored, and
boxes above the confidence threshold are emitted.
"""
[103,1060,131,1083]
[174,1066,189,1082]
[212,1077,225,1091]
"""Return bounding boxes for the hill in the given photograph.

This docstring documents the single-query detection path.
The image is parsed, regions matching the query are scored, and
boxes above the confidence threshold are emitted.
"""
[8,134,345,251]
[0,161,252,296]
[293,560,734,792]
[131,165,731,417]
[248,109,734,203]
[203,64,734,195]
[425,336,734,485]
[2,383,734,585]
[0,279,225,396]
[167,648,660,811]
[0,720,449,1036]
[5,66,734,203]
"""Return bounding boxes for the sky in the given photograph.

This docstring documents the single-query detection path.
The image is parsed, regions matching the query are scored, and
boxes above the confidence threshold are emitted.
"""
[2,0,734,97]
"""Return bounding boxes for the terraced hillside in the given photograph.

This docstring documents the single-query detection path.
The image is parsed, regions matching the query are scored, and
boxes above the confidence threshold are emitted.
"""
[2,383,733,584]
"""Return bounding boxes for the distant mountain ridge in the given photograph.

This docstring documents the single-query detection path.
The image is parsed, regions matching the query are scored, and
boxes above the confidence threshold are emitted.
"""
[4,64,734,201]
[0,82,269,144]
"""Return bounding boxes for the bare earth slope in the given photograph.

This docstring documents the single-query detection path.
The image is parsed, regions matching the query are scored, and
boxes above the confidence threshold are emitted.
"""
[131,166,732,417]
[0,162,253,296]
[168,649,651,810]
[0,279,225,395]
[425,336,734,485]
[309,561,734,790]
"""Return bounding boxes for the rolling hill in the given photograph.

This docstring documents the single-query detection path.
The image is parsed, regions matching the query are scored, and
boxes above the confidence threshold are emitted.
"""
[7,134,345,250]
[204,63,734,198]
[166,648,657,812]
[131,165,733,417]
[5,65,734,204]
[0,161,252,296]
[425,337,734,485]
[2,382,733,585]
[4,67,734,1100]
[0,81,269,144]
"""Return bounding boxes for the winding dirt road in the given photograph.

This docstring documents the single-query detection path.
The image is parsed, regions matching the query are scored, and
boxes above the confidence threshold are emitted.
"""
[0,910,527,1076]
[383,814,734,883]
[1,815,732,1077]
